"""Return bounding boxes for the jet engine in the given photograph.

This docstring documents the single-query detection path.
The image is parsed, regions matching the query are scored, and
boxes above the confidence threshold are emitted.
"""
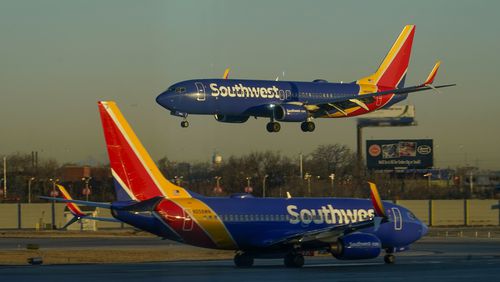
[274,104,308,122]
[330,232,382,260]
[214,114,250,123]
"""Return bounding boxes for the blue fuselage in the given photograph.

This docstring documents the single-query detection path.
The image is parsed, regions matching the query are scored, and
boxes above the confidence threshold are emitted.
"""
[156,79,407,118]
[113,195,427,253]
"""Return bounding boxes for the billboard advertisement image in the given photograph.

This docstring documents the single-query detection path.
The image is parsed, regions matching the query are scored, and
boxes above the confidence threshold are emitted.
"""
[366,139,433,170]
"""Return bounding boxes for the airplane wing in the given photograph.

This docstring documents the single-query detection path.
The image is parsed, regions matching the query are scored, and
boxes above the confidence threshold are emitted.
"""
[265,182,389,248]
[267,216,386,248]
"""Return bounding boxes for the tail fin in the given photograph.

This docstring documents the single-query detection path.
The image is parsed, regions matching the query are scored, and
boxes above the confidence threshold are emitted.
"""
[357,25,416,89]
[98,101,191,201]
[57,185,86,218]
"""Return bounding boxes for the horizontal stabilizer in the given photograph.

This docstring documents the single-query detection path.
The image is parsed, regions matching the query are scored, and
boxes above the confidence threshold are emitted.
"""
[116,196,164,212]
[39,196,112,209]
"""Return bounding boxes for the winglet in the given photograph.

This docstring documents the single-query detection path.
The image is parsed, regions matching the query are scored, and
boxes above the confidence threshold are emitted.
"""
[422,61,441,86]
[57,185,86,218]
[223,68,230,79]
[368,182,386,218]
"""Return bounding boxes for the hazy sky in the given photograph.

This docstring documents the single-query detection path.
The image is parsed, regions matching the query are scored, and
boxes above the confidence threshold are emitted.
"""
[1,0,499,169]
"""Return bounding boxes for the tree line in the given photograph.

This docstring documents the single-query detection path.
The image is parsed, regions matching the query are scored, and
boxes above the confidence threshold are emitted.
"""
[1,144,495,203]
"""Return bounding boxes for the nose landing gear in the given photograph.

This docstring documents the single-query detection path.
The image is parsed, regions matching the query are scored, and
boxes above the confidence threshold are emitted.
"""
[180,120,189,128]
[384,248,396,264]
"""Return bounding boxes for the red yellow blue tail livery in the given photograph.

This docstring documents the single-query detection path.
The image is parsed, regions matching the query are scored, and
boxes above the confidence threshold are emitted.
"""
[56,184,119,230]
[42,101,429,267]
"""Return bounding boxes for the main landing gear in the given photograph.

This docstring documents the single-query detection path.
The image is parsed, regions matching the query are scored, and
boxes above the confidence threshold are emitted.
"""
[284,252,305,268]
[300,121,315,132]
[233,251,305,268]
[266,121,281,133]
[234,252,254,268]
[266,120,316,133]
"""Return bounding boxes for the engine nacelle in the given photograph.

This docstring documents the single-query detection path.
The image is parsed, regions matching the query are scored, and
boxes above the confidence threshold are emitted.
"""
[330,233,381,260]
[214,114,249,123]
[274,104,308,122]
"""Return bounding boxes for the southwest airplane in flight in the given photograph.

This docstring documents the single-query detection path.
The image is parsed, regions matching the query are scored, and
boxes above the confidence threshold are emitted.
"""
[156,25,454,132]
[42,101,428,268]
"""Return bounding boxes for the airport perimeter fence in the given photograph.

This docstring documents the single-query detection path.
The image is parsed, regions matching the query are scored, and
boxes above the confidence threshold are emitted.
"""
[0,203,125,230]
[0,200,499,230]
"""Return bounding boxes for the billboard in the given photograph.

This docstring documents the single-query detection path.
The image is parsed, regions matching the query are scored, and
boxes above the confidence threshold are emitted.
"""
[360,105,415,119]
[366,139,433,170]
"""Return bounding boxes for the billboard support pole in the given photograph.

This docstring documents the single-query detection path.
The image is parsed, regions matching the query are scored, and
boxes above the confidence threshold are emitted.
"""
[357,124,363,166]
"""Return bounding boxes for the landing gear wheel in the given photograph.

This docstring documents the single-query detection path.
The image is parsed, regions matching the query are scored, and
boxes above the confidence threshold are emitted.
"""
[180,120,189,128]
[300,121,315,132]
[234,252,254,268]
[384,254,395,264]
[266,122,281,133]
[284,253,304,268]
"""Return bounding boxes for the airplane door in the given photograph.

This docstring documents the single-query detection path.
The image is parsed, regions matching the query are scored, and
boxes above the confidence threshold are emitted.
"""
[195,82,206,101]
[391,207,402,231]
[182,209,193,231]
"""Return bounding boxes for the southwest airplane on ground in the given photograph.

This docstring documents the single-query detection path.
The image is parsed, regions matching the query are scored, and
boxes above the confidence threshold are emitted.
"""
[42,101,428,268]
[156,25,454,132]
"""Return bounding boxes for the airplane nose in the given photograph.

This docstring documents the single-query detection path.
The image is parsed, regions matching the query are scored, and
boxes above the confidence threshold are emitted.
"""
[421,222,429,237]
[156,92,177,110]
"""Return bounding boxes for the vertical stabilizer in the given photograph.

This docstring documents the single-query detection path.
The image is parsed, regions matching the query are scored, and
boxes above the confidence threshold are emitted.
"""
[98,101,191,201]
[357,25,415,89]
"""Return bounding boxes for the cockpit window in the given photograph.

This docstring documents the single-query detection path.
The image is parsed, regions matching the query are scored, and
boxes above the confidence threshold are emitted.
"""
[407,211,416,220]
[166,86,175,92]
[175,87,186,93]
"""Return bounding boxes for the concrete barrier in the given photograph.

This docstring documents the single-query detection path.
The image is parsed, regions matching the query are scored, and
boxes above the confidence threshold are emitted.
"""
[20,203,66,229]
[466,200,500,226]
[0,204,19,229]
[431,200,465,226]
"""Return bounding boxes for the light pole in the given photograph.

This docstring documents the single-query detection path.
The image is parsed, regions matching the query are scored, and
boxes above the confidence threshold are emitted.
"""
[245,176,252,193]
[28,177,36,203]
[49,178,59,230]
[424,173,432,188]
[3,157,7,199]
[304,173,312,196]
[329,173,335,197]
[214,176,222,194]
[299,153,303,180]
[262,174,269,198]
[82,177,92,201]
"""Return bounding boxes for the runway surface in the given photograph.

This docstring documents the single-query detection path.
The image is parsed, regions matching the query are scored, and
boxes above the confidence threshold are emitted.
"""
[1,238,500,281]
